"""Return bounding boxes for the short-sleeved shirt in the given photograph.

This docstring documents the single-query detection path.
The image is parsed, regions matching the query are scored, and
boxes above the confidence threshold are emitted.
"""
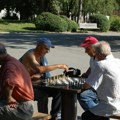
[86,54,120,116]
[41,56,51,78]
[0,55,34,101]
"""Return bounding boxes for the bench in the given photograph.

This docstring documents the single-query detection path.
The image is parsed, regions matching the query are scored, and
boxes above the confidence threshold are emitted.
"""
[32,112,52,120]
[79,23,98,29]
[32,101,51,120]
[109,114,120,119]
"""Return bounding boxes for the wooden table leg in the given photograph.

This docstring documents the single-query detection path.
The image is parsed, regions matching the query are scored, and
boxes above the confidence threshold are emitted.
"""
[61,92,77,120]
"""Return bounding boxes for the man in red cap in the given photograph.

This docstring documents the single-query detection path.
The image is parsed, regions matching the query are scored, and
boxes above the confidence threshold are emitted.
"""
[80,36,98,78]
[77,36,99,111]
[80,36,98,48]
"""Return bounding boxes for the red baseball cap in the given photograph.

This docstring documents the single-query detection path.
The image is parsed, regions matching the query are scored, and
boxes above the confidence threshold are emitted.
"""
[80,36,98,47]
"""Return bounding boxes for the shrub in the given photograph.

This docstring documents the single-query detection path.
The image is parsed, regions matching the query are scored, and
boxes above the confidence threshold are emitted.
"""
[60,15,78,32]
[89,14,110,32]
[69,20,78,32]
[35,12,68,32]
[110,15,120,23]
[110,15,120,31]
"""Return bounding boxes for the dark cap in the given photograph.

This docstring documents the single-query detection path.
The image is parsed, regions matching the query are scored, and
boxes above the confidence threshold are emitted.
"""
[37,38,55,48]
[80,36,98,47]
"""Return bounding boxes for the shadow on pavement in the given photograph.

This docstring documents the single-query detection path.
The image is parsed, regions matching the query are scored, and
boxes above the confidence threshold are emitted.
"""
[0,32,120,52]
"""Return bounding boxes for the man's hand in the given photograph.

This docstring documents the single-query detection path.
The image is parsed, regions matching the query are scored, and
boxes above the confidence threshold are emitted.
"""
[57,64,69,71]
[81,73,88,78]
[7,96,18,108]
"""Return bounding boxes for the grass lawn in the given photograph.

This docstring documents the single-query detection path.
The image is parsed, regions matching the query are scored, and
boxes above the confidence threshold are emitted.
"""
[0,20,43,33]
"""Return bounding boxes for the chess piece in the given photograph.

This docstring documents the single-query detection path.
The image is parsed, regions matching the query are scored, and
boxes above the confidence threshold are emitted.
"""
[64,67,81,77]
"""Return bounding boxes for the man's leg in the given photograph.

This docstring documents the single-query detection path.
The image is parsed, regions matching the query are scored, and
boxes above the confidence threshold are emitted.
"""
[47,90,61,119]
[0,100,34,120]
[34,88,48,113]
[81,110,109,120]
[77,88,99,111]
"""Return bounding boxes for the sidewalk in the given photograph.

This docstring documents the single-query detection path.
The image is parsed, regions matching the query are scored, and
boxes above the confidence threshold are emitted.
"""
[0,32,120,120]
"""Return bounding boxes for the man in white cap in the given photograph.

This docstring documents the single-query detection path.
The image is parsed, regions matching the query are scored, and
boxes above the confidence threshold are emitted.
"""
[20,37,68,120]
[77,36,99,111]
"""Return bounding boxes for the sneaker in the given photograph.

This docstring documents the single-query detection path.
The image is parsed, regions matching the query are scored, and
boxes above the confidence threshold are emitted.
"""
[57,111,61,120]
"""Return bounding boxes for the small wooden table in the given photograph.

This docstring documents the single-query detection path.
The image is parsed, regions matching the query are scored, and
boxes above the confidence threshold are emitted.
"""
[34,83,82,120]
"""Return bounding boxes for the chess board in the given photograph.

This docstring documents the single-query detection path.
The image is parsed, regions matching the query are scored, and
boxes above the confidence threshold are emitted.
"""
[41,74,85,89]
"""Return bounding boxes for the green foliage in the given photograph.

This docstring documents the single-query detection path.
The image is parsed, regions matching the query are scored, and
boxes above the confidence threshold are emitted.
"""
[0,0,118,21]
[48,0,61,14]
[60,0,78,17]
[35,12,68,32]
[82,0,117,16]
[96,0,116,15]
[83,0,98,15]
[89,14,110,32]
[68,20,78,32]
[110,15,120,31]
[110,15,120,23]
[60,15,78,32]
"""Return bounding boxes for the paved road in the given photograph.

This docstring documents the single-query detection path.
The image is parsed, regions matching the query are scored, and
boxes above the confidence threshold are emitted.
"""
[0,32,120,120]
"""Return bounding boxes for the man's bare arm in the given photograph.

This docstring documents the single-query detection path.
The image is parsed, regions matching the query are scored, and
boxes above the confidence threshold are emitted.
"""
[30,54,68,74]
[5,86,17,108]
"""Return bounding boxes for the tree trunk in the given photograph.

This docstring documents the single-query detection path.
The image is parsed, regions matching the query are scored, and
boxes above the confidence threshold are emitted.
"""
[40,0,49,12]
[77,0,83,24]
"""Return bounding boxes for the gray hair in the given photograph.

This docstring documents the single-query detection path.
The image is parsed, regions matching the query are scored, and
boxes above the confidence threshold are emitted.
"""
[0,43,7,55]
[92,41,111,56]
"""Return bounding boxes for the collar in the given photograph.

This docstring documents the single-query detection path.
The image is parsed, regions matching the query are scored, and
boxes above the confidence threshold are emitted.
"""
[105,54,114,60]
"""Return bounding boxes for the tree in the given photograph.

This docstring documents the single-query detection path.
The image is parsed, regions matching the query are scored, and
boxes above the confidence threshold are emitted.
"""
[0,0,119,21]
[47,0,61,15]
[114,0,120,10]
[116,0,120,6]
[58,0,78,18]
[96,0,117,15]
